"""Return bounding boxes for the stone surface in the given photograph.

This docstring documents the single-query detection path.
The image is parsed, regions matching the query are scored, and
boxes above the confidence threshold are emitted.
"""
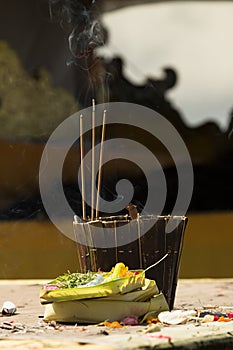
[0,279,233,349]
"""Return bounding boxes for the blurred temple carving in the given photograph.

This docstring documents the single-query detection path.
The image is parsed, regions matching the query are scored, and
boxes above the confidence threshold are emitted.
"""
[0,0,232,220]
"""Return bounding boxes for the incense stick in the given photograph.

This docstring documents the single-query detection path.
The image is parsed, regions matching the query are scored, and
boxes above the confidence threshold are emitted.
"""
[96,110,106,218]
[80,114,86,221]
[91,99,95,220]
[114,220,118,263]
[137,213,143,269]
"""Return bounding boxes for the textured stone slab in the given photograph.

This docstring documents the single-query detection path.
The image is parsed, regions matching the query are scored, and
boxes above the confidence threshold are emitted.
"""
[0,279,233,349]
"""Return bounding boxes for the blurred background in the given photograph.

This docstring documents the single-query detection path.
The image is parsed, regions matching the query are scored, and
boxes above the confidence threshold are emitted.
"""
[0,0,232,279]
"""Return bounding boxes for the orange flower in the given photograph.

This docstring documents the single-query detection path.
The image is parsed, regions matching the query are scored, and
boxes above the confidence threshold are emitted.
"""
[118,265,133,277]
[147,317,159,324]
[217,316,232,322]
[103,263,134,279]
[104,321,124,328]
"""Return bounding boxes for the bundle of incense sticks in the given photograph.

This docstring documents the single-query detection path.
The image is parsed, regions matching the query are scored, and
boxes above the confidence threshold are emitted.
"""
[79,99,106,221]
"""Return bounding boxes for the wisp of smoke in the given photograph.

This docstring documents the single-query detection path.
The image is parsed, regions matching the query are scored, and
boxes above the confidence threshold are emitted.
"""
[48,0,106,58]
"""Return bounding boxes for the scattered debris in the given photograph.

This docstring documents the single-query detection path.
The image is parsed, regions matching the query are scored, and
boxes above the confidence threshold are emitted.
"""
[48,320,57,328]
[1,301,17,316]
[0,322,14,330]
[0,321,26,333]
[203,305,219,309]
[121,315,138,326]
[202,315,215,323]
[103,321,124,328]
[158,310,197,325]
[98,329,109,335]
[144,333,172,341]
[142,323,161,333]
[146,316,159,324]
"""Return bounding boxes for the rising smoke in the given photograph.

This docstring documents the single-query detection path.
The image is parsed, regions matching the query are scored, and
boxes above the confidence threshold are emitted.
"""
[48,0,107,59]
[48,0,109,103]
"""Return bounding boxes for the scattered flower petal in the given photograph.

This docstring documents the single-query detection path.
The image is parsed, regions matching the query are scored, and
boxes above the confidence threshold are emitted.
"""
[104,321,123,328]
[121,315,138,325]
[144,333,172,341]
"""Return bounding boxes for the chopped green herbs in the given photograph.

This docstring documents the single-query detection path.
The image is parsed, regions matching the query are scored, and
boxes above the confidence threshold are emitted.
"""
[54,271,99,289]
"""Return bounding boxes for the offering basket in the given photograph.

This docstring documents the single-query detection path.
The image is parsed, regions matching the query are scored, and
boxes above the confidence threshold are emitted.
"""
[73,215,187,309]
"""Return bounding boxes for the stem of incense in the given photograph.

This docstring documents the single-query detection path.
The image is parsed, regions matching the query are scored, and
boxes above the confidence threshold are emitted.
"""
[80,114,86,220]
[114,220,118,262]
[91,99,95,220]
[96,110,106,218]
[137,213,143,269]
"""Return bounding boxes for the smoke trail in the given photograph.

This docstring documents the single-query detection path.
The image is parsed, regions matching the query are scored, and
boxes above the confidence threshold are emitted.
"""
[48,0,109,104]
[48,0,106,59]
